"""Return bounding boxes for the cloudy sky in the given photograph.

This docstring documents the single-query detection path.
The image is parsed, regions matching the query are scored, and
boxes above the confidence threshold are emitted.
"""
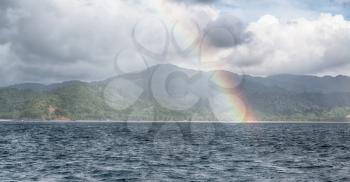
[1,0,350,85]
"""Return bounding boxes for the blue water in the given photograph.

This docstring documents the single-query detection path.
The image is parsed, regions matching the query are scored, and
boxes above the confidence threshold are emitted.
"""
[0,122,349,181]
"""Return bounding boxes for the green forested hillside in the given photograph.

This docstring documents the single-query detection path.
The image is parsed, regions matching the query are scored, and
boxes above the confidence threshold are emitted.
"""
[1,65,350,121]
[245,91,350,121]
[0,83,109,120]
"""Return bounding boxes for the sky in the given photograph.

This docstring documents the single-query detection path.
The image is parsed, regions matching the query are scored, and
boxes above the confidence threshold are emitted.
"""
[0,0,350,85]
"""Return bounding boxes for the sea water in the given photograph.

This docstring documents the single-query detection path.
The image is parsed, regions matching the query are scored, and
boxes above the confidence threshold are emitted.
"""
[0,122,349,181]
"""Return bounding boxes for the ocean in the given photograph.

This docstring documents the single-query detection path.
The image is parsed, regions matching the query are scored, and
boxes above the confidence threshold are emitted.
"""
[0,122,349,181]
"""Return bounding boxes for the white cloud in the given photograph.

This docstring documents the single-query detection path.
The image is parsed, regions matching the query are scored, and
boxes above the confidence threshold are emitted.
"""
[0,0,218,85]
[1,0,350,85]
[229,14,350,76]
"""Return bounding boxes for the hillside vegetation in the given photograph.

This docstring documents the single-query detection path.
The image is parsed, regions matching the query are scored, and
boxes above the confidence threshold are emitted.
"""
[1,65,350,121]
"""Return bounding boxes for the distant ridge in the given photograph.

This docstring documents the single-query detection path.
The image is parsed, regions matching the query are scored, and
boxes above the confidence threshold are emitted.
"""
[0,64,350,121]
[7,65,350,93]
[8,80,86,92]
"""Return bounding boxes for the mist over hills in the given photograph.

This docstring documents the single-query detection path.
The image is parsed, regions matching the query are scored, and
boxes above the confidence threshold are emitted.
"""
[1,64,350,121]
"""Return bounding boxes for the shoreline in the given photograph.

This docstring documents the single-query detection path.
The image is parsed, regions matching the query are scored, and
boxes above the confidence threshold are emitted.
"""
[1,119,350,124]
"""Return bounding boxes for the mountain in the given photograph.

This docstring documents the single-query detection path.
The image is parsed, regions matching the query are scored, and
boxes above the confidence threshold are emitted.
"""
[7,80,86,92]
[248,74,350,93]
[0,64,350,121]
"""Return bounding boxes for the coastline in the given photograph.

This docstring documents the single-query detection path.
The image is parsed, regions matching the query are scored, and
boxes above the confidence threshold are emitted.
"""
[1,119,350,123]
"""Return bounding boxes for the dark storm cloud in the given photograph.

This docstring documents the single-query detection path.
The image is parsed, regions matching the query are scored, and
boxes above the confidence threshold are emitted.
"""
[0,0,19,42]
[333,0,350,5]
[205,15,251,48]
[0,0,349,86]
[0,0,17,9]
[8,1,100,65]
[0,0,217,85]
[0,0,127,85]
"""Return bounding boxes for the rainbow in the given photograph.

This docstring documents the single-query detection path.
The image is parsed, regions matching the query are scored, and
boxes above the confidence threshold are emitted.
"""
[209,70,257,122]
[141,0,257,122]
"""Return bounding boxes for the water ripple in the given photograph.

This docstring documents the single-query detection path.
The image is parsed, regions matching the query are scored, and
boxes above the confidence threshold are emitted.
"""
[0,122,349,181]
